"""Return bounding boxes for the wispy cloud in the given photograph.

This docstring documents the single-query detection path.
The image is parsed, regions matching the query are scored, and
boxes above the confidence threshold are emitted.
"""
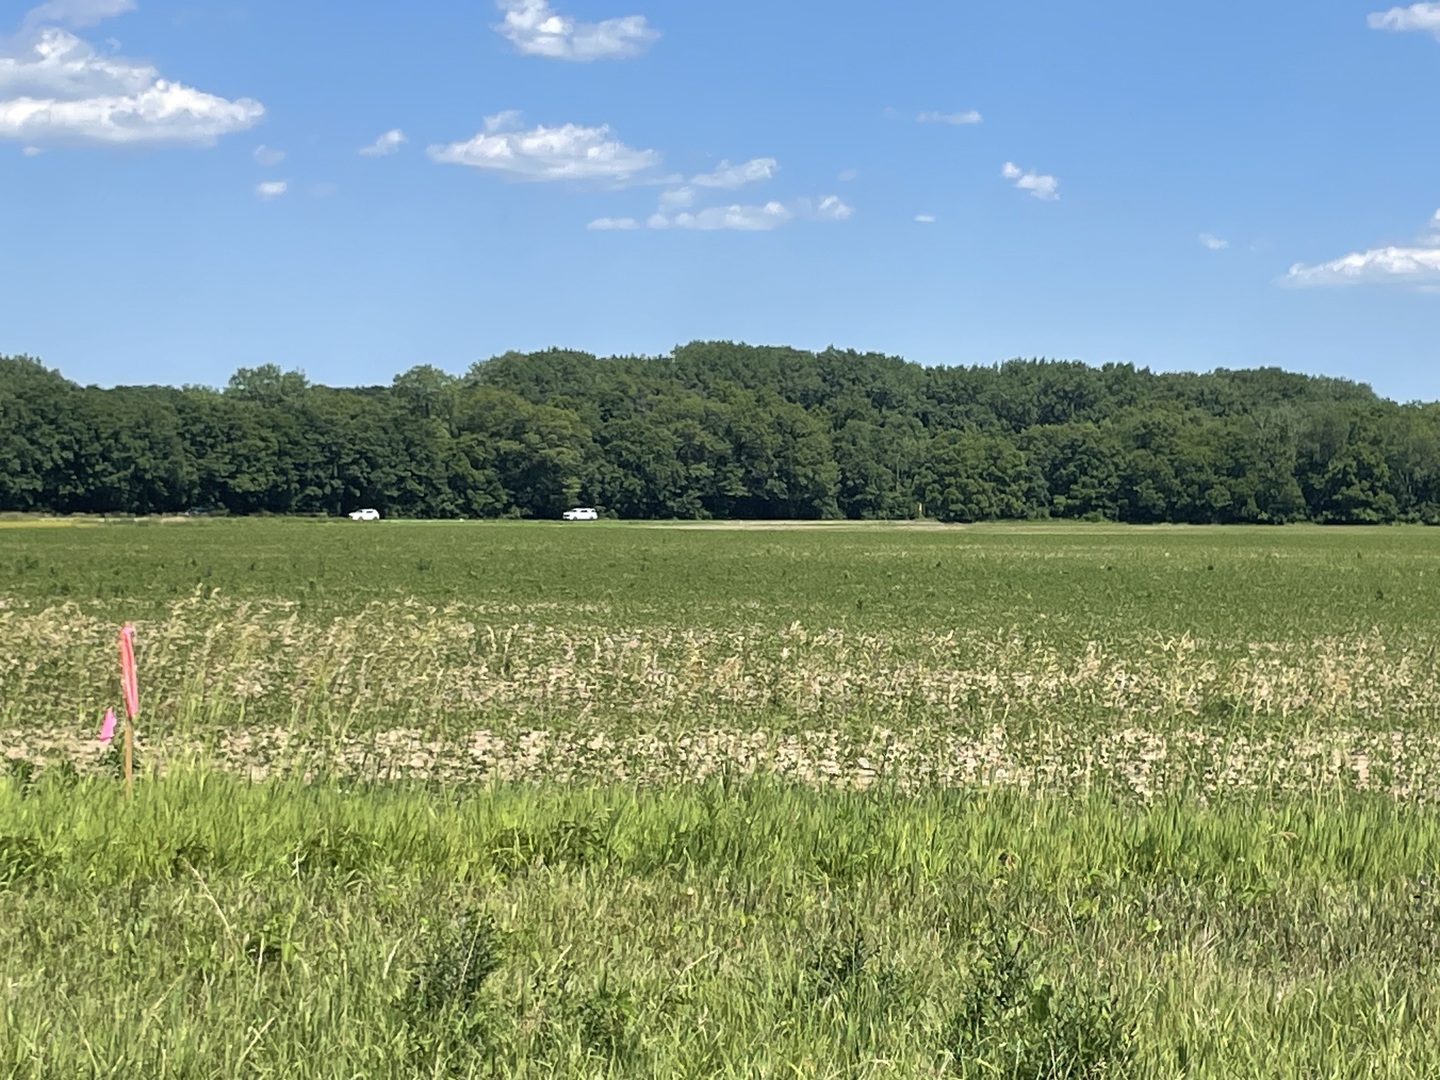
[495,0,659,61]
[837,168,858,182]
[917,109,982,125]
[254,179,287,200]
[690,157,777,189]
[649,201,792,231]
[0,27,263,146]
[1367,3,1440,35]
[428,116,660,184]
[915,214,936,223]
[611,191,853,233]
[1199,233,1229,250]
[651,158,776,211]
[254,144,284,166]
[1002,161,1059,201]
[22,0,134,29]
[579,142,844,233]
[359,128,406,156]
[483,109,523,133]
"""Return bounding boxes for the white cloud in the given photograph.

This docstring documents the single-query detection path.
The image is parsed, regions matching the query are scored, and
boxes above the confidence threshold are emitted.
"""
[495,0,658,61]
[644,158,779,218]
[837,168,858,182]
[0,28,148,98]
[1285,246,1440,286]
[915,214,936,223]
[690,157,777,188]
[359,128,406,156]
[253,143,284,166]
[1284,209,1440,286]
[1367,3,1440,35]
[635,193,853,233]
[21,144,42,155]
[591,167,852,235]
[0,28,262,145]
[22,0,135,29]
[1199,233,1229,250]
[917,109,982,125]
[1002,161,1059,201]
[651,201,793,231]
[428,120,660,183]
[254,179,287,200]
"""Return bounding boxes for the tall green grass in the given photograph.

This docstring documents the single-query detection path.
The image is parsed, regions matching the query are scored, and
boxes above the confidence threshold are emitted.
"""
[4,769,1440,1078]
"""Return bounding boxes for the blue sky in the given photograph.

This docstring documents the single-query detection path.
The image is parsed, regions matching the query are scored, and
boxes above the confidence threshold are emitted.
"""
[3,0,1440,400]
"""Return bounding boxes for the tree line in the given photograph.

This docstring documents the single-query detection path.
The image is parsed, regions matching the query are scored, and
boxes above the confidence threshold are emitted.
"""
[2,342,1437,523]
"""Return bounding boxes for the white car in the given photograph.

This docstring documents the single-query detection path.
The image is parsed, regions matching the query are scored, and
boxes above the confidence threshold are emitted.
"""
[348,508,381,521]
[562,507,599,521]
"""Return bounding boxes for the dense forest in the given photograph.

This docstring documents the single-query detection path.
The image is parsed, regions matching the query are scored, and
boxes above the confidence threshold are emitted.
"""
[2,343,1437,523]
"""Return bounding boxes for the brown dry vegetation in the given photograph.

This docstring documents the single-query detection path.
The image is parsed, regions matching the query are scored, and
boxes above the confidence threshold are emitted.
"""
[5,588,1440,797]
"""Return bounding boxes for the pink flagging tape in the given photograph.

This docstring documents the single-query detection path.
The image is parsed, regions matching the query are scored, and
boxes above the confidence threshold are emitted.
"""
[119,624,138,721]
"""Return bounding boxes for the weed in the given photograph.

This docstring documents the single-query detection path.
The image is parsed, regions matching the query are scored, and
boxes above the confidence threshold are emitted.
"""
[945,921,1134,1078]
[810,926,871,1001]
[575,982,638,1064]
[409,908,504,1017]
[404,907,505,1070]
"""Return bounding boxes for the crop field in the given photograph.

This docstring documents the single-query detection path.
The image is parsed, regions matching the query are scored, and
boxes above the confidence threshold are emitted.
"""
[5,519,1440,794]
[5,520,1440,1077]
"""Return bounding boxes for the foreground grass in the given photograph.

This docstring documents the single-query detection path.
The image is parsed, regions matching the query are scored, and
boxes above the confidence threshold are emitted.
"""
[4,770,1440,1078]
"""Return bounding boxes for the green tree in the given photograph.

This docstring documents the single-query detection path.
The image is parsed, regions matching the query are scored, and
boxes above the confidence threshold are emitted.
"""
[919,431,1043,522]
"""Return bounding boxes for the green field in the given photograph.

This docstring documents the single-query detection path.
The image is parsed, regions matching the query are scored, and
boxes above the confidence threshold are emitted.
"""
[4,521,1440,1076]
[4,519,1440,792]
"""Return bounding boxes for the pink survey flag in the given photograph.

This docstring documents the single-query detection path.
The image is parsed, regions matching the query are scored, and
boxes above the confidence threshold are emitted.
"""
[98,708,117,745]
[119,624,138,720]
